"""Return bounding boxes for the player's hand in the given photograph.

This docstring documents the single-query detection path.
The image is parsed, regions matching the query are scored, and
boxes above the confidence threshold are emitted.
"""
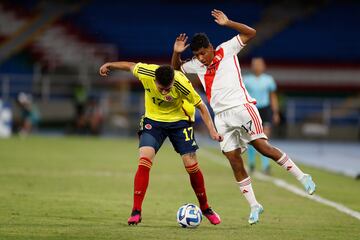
[211,9,229,26]
[174,33,189,53]
[99,63,111,76]
[273,112,280,125]
[211,131,224,142]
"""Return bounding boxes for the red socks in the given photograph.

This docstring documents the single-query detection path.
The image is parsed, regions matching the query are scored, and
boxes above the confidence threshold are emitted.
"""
[186,163,209,211]
[132,159,209,212]
[132,157,152,211]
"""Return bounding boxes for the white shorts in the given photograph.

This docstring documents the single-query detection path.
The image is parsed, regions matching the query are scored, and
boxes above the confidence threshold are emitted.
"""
[214,103,267,153]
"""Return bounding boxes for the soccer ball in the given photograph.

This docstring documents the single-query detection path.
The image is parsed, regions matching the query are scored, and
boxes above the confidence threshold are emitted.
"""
[176,203,202,228]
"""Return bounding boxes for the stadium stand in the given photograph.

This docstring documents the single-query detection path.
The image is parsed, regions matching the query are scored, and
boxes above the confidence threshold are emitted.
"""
[66,1,262,59]
[251,1,360,61]
[0,0,359,139]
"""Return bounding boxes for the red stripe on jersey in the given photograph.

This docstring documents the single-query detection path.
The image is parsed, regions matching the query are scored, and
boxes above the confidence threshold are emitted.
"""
[204,48,224,102]
[244,103,260,134]
[233,56,254,104]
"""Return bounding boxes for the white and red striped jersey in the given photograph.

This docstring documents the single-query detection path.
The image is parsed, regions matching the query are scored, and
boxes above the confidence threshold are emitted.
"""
[181,35,256,114]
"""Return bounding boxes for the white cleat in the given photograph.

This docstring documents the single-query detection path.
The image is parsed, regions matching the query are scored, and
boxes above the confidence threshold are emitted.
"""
[300,174,316,195]
[248,204,264,225]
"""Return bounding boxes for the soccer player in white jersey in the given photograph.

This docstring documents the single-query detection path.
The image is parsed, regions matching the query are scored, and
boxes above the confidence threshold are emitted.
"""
[171,9,316,225]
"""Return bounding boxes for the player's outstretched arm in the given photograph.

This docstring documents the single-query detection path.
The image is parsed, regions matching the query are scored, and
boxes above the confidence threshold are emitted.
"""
[196,102,223,142]
[99,61,136,76]
[211,9,256,44]
[171,33,189,70]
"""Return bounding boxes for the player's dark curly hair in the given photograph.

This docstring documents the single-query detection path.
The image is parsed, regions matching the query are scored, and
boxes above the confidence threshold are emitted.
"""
[155,65,174,87]
[190,33,211,52]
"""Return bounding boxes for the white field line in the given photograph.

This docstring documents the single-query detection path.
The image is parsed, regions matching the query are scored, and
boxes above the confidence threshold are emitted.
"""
[198,149,360,221]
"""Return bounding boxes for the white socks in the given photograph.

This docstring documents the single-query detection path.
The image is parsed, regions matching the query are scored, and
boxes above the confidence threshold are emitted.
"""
[238,177,259,207]
[276,153,305,180]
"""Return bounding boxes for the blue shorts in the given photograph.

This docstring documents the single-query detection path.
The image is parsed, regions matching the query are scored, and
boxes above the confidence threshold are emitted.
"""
[138,117,199,155]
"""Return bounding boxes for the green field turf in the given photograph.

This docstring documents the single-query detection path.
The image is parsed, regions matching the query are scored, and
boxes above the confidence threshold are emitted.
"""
[0,136,359,240]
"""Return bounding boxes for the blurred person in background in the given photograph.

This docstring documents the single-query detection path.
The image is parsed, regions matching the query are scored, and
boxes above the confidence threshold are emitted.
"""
[71,83,88,134]
[16,92,40,136]
[83,96,103,135]
[172,9,316,225]
[70,83,103,135]
[99,61,223,225]
[243,57,280,175]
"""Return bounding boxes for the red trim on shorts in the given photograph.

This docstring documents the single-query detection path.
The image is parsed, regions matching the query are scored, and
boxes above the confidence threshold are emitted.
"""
[244,104,260,134]
[249,104,264,133]
[249,104,263,134]
[245,103,263,134]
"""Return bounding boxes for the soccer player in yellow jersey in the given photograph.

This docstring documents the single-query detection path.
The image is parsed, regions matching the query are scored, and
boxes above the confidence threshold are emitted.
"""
[99,61,223,225]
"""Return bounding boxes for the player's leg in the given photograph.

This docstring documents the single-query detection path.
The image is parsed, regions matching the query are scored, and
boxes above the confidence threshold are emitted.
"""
[181,152,221,225]
[168,121,221,225]
[261,125,271,174]
[181,152,208,210]
[251,138,316,195]
[215,107,263,224]
[247,103,316,195]
[127,146,155,225]
[258,106,273,174]
[128,118,166,225]
[223,148,263,224]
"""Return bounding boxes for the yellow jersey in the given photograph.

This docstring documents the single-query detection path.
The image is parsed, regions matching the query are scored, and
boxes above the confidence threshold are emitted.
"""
[132,62,202,122]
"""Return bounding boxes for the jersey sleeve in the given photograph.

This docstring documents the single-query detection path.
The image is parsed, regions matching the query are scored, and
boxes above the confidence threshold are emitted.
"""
[220,35,246,55]
[180,58,199,74]
[174,71,202,106]
[132,62,158,82]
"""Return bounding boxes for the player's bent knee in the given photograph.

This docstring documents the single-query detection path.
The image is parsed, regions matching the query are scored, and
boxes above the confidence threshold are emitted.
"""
[182,152,198,166]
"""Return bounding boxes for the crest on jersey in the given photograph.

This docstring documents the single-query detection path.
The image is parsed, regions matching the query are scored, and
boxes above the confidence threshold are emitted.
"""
[165,95,173,101]
[145,124,152,130]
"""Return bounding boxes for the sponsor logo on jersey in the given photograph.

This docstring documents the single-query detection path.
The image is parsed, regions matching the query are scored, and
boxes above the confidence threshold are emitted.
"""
[145,124,152,130]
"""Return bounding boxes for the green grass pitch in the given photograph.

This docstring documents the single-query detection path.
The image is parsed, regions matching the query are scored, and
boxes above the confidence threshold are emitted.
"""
[0,136,359,239]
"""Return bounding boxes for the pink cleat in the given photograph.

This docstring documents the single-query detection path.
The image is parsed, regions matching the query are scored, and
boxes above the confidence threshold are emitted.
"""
[203,208,221,225]
[128,210,142,225]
